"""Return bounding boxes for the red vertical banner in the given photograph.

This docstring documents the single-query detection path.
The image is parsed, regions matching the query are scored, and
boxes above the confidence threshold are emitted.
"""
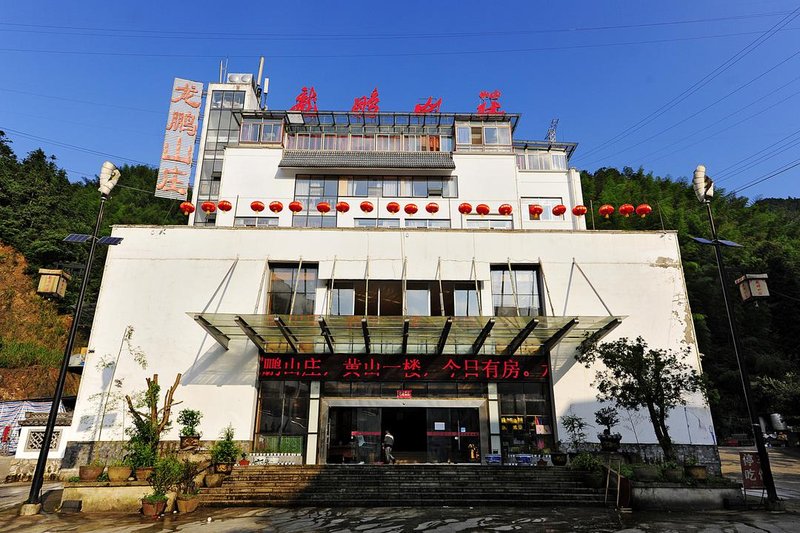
[739,451,764,489]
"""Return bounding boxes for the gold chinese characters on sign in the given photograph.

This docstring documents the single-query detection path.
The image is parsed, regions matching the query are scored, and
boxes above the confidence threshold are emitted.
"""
[155,78,204,200]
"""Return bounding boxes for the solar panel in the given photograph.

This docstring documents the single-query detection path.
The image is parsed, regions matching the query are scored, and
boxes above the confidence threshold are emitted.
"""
[690,237,713,245]
[719,239,743,248]
[97,236,123,246]
[690,236,742,248]
[63,234,91,243]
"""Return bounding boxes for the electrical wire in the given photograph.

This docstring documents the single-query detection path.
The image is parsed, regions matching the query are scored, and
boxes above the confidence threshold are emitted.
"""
[0,86,161,115]
[730,157,800,194]
[714,128,800,179]
[572,6,800,164]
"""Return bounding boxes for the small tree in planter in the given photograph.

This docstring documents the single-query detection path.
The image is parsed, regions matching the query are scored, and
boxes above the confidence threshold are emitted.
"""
[142,456,181,517]
[176,459,205,513]
[594,406,622,452]
[560,413,588,454]
[210,425,242,474]
[177,409,203,450]
[576,336,711,462]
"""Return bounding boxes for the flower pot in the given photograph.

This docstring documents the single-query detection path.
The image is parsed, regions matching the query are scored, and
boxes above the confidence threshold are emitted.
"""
[238,459,250,466]
[633,465,660,481]
[551,453,568,466]
[664,467,683,482]
[213,462,234,474]
[176,496,199,513]
[135,467,154,482]
[685,465,708,481]
[78,465,104,481]
[180,435,200,450]
[141,499,166,517]
[204,473,225,488]
[598,433,622,452]
[107,466,132,482]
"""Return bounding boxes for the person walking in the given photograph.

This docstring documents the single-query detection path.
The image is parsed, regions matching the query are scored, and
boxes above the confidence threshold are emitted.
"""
[383,430,396,464]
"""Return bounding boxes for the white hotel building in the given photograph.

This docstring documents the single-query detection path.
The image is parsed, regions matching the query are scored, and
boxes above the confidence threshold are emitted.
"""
[59,73,717,468]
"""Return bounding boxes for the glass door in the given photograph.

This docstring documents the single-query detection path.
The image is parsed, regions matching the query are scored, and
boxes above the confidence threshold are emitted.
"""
[426,408,481,463]
[326,407,381,463]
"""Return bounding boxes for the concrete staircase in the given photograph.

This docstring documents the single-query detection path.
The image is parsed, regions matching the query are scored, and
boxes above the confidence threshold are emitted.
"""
[198,464,606,507]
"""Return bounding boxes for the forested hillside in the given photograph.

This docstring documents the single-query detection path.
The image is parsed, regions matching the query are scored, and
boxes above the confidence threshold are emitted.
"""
[581,167,800,435]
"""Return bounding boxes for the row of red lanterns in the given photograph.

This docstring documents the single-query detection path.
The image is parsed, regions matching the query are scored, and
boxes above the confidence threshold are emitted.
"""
[180,200,652,219]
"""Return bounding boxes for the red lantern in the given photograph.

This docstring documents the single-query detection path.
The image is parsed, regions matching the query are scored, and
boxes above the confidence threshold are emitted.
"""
[386,201,401,214]
[179,201,195,216]
[317,201,331,213]
[599,204,615,218]
[251,200,265,213]
[360,201,374,213]
[619,203,635,217]
[217,200,232,212]
[269,201,283,213]
[201,201,216,214]
[458,203,473,215]
[405,203,419,215]
[476,204,490,216]
[635,203,652,218]
[498,204,513,216]
[336,201,350,213]
[425,202,439,214]
[528,204,543,220]
[552,204,567,216]
[289,201,303,213]
[572,205,588,217]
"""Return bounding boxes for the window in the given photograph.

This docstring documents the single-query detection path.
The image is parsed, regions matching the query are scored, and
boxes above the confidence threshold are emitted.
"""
[515,151,526,169]
[483,126,510,145]
[354,218,400,228]
[241,121,260,143]
[331,282,356,315]
[471,127,482,145]
[405,219,450,229]
[466,219,513,230]
[344,176,458,199]
[323,134,349,150]
[268,263,318,314]
[406,284,430,316]
[234,216,279,227]
[552,153,567,170]
[526,152,567,171]
[256,381,309,455]
[525,197,565,221]
[376,135,401,151]
[491,266,542,317]
[498,382,554,456]
[456,126,471,145]
[261,121,283,143]
[293,176,338,227]
[440,136,454,152]
[351,135,375,151]
[404,136,423,152]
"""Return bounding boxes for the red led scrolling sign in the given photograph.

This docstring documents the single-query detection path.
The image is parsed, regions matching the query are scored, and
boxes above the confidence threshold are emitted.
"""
[258,353,549,382]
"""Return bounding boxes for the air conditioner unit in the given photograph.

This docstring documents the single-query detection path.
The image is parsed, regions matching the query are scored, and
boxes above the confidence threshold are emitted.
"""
[227,73,253,85]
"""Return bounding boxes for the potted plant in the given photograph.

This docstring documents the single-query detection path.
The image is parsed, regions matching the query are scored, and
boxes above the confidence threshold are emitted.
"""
[550,442,568,466]
[126,440,157,482]
[662,460,683,482]
[78,459,105,481]
[569,452,605,488]
[560,413,587,457]
[684,456,708,481]
[210,425,242,474]
[594,406,622,452]
[176,459,204,514]
[238,453,250,467]
[142,456,181,518]
[107,459,132,482]
[177,409,203,450]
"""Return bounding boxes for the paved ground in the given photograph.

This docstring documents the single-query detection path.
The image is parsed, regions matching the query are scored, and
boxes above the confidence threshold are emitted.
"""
[0,447,796,532]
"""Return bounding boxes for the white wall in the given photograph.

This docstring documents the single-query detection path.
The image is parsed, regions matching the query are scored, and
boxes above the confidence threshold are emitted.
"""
[69,226,715,447]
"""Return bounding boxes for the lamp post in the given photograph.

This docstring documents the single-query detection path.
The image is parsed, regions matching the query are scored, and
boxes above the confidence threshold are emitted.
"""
[692,164,780,507]
[22,162,121,513]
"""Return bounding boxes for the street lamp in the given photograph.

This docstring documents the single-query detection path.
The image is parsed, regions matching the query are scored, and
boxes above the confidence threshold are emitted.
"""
[692,164,780,507]
[21,162,121,514]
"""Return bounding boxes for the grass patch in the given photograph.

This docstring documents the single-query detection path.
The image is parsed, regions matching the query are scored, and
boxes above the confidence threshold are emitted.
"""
[0,339,62,368]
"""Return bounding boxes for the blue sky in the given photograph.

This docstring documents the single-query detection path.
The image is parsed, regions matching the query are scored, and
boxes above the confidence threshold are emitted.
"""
[1,0,799,200]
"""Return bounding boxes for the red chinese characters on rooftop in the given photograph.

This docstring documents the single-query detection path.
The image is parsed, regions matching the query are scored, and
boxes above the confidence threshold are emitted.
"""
[352,88,380,114]
[289,86,318,112]
[477,90,503,114]
[414,96,442,113]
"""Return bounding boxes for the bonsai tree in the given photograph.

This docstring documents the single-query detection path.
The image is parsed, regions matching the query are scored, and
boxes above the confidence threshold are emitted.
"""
[594,405,622,451]
[176,459,205,498]
[559,413,587,453]
[143,456,182,510]
[125,373,182,461]
[210,425,243,471]
[177,409,202,437]
[576,336,710,461]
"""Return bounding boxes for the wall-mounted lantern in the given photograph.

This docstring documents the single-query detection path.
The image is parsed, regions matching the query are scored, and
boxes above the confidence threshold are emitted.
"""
[735,273,769,303]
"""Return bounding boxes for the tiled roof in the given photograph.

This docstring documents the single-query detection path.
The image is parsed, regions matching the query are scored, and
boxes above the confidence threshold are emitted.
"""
[19,411,73,426]
[279,150,456,169]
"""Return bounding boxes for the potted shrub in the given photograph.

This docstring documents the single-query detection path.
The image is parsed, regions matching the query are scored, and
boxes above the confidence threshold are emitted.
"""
[560,413,587,458]
[550,442,568,466]
[126,440,157,482]
[107,459,132,482]
[177,409,203,450]
[142,456,181,518]
[210,425,242,474]
[594,406,622,452]
[238,453,250,467]
[569,452,605,488]
[684,456,708,480]
[662,460,683,482]
[633,463,660,481]
[176,459,204,513]
[78,459,105,481]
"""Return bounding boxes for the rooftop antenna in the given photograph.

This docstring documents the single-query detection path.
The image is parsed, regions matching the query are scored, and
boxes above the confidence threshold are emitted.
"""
[546,118,559,143]
[219,60,223,83]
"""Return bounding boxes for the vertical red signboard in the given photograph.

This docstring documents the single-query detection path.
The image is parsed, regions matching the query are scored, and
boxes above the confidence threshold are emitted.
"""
[739,451,764,489]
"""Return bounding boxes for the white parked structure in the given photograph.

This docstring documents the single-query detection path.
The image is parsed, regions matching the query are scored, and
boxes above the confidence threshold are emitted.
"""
[62,73,716,467]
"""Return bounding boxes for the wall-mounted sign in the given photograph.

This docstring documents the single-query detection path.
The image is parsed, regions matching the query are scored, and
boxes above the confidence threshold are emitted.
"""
[289,86,318,112]
[477,90,502,114]
[155,78,203,200]
[352,88,380,114]
[258,353,548,382]
[414,97,442,113]
[396,389,412,399]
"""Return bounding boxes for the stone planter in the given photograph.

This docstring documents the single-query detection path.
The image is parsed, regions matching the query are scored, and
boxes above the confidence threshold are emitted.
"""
[180,435,200,450]
[685,465,708,481]
[551,452,568,466]
[633,465,660,482]
[664,467,684,482]
[204,473,225,488]
[78,465,104,481]
[598,433,622,452]
[213,462,234,474]
[141,499,166,518]
[135,467,154,482]
[176,496,200,513]
[107,466,132,482]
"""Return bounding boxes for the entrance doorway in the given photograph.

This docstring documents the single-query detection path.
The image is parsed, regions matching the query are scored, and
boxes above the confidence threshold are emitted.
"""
[326,406,481,464]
